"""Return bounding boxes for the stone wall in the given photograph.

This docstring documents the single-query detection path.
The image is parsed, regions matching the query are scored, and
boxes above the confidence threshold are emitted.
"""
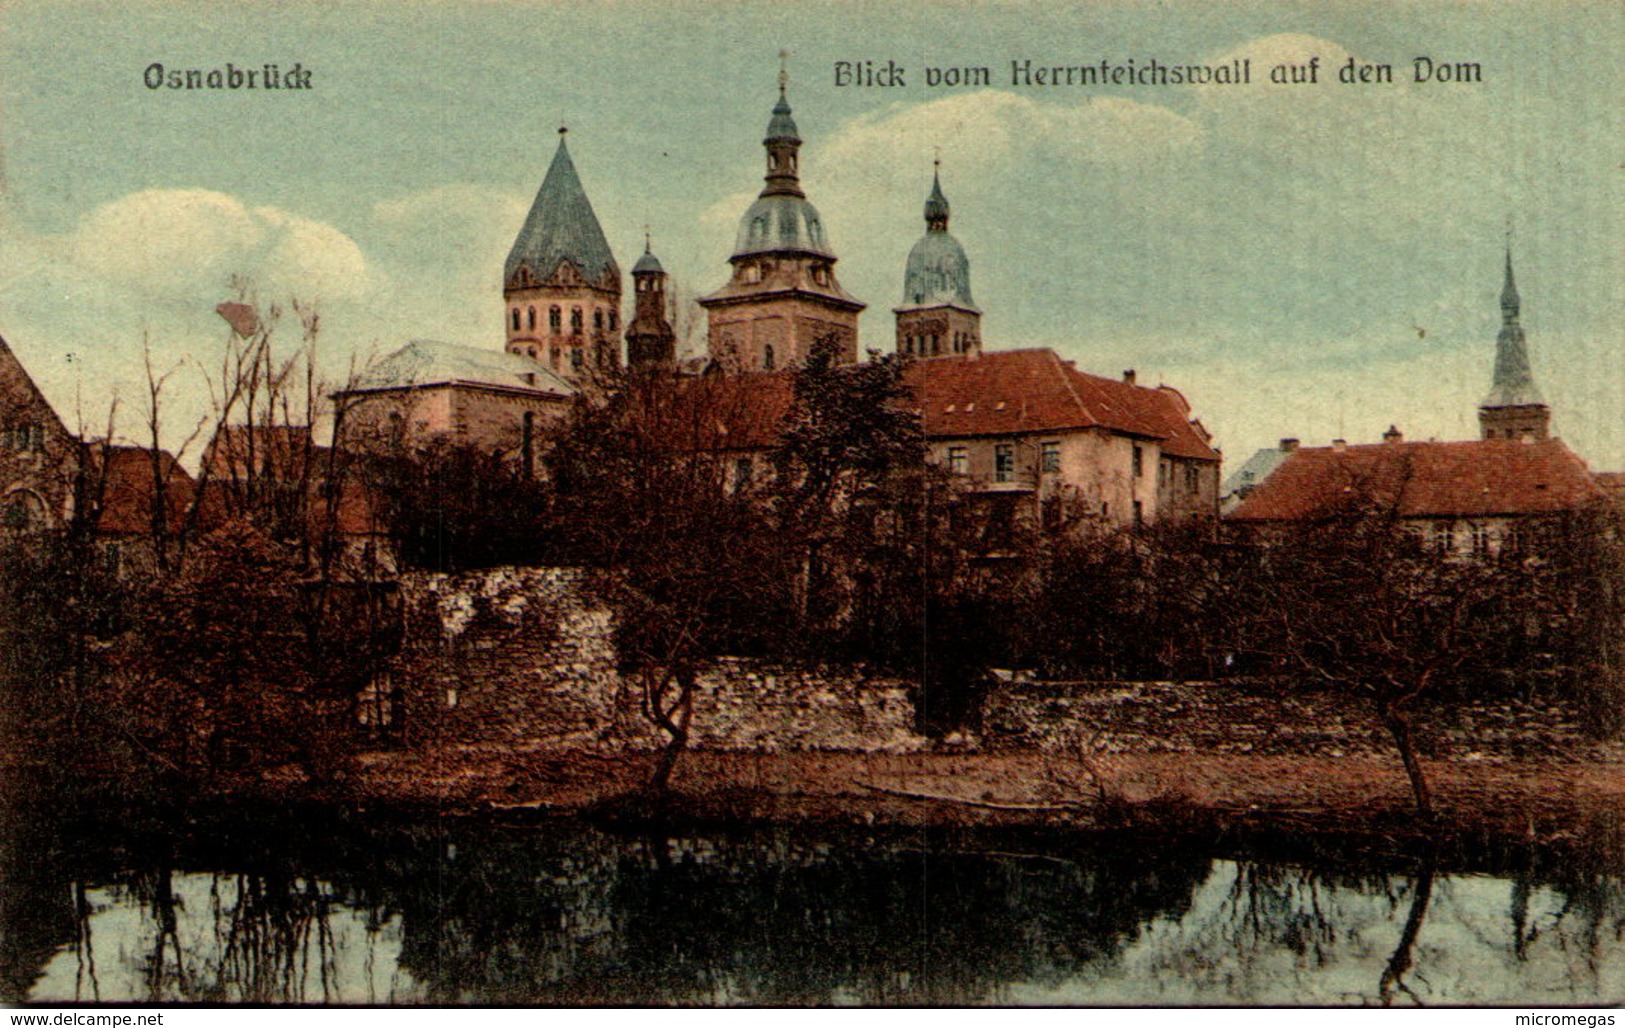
[378,567,924,753]
[981,678,1610,760]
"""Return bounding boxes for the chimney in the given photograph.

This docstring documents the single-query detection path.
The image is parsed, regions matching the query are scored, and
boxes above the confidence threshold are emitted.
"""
[1382,424,1403,444]
[1279,438,1300,452]
[1122,369,1136,386]
[1331,438,1348,452]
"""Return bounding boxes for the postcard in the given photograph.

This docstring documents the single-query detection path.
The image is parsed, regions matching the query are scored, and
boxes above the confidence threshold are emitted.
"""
[1,0,1620,1010]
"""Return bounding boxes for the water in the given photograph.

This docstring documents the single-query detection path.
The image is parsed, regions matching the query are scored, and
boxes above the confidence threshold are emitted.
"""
[3,812,1621,1005]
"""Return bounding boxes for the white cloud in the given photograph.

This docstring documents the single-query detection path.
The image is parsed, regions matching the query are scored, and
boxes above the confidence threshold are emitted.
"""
[66,189,374,304]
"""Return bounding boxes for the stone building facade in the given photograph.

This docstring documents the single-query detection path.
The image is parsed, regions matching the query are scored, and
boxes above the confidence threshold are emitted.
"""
[0,334,79,535]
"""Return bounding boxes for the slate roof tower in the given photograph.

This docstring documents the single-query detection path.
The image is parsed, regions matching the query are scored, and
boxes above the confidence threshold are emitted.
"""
[625,237,678,370]
[1478,246,1550,441]
[699,68,864,373]
[895,162,982,359]
[504,128,622,379]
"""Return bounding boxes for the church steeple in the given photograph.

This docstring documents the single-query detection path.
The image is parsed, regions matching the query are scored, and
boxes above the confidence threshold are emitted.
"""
[895,160,981,359]
[699,63,865,373]
[504,128,623,379]
[1478,243,1549,441]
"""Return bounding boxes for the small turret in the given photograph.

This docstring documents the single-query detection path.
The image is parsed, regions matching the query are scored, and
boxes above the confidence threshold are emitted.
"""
[626,235,677,370]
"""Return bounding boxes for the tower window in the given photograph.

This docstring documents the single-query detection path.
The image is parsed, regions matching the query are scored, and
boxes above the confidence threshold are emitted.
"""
[763,344,775,371]
[549,307,562,332]
[594,310,604,332]
[511,308,520,331]
[571,308,582,334]
[609,311,618,332]
[528,306,536,330]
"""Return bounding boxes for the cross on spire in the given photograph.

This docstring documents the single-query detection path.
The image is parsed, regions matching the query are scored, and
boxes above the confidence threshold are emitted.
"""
[779,49,790,93]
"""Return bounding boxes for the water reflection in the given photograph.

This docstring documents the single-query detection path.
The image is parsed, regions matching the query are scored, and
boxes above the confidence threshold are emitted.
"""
[4,814,1621,1005]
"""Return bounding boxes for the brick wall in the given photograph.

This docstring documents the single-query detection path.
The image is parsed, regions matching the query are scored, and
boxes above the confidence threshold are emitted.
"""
[380,567,924,753]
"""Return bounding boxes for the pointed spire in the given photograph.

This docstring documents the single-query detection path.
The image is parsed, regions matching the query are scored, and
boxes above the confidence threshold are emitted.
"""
[1482,243,1543,409]
[1500,241,1520,318]
[924,157,950,231]
[505,132,619,289]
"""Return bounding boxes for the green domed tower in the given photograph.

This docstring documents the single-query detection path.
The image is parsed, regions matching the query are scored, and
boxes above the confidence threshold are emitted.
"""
[699,73,865,373]
[895,162,981,359]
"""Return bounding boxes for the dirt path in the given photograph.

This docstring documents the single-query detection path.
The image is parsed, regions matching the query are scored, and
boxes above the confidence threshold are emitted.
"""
[343,745,1625,844]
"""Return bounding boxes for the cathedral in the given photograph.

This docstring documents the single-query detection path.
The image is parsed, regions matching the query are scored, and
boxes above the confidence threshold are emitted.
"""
[342,74,1224,528]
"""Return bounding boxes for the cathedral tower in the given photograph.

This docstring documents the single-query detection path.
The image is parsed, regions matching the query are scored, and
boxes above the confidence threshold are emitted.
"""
[625,237,677,370]
[895,162,981,359]
[699,73,864,372]
[504,129,622,378]
[1478,246,1550,441]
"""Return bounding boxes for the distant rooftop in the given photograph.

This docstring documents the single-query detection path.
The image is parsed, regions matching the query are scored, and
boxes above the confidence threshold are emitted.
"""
[349,340,577,396]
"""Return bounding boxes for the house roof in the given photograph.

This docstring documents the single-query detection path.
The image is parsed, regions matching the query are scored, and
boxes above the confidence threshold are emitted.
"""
[1221,445,1296,513]
[89,444,194,536]
[201,424,317,482]
[645,348,1220,460]
[1226,438,1605,521]
[908,349,1219,460]
[348,340,577,397]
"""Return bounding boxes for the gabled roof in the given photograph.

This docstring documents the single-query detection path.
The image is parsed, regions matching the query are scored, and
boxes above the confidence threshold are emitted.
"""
[1227,438,1605,521]
[639,348,1220,460]
[348,341,576,397]
[504,137,620,289]
[0,333,74,444]
[88,444,194,536]
[906,349,1219,460]
[202,424,316,482]
[1221,445,1296,513]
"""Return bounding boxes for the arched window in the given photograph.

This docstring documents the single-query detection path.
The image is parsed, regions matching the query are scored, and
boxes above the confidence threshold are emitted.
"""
[570,308,583,334]
[549,307,562,332]
[528,306,536,330]
[594,310,603,332]
[609,311,618,332]
[572,348,584,370]
[511,308,520,331]
[763,344,775,371]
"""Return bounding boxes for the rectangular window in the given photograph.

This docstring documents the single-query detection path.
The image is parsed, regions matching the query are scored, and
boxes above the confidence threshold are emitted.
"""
[1470,522,1491,558]
[1132,445,1144,478]
[946,446,968,475]
[994,444,1015,483]
[1186,465,1199,492]
[1041,441,1061,474]
[1434,522,1456,555]
[1132,499,1144,526]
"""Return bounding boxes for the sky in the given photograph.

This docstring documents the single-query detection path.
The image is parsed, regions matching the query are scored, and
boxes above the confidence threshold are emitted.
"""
[1,0,1620,471]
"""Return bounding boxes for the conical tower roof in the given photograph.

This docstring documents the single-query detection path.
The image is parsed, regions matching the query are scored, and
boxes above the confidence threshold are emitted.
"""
[1482,246,1543,408]
[505,132,620,288]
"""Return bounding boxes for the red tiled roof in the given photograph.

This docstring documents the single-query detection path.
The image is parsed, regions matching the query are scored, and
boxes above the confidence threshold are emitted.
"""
[1595,471,1625,497]
[655,349,1220,461]
[89,445,195,536]
[202,425,317,481]
[1226,438,1604,521]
